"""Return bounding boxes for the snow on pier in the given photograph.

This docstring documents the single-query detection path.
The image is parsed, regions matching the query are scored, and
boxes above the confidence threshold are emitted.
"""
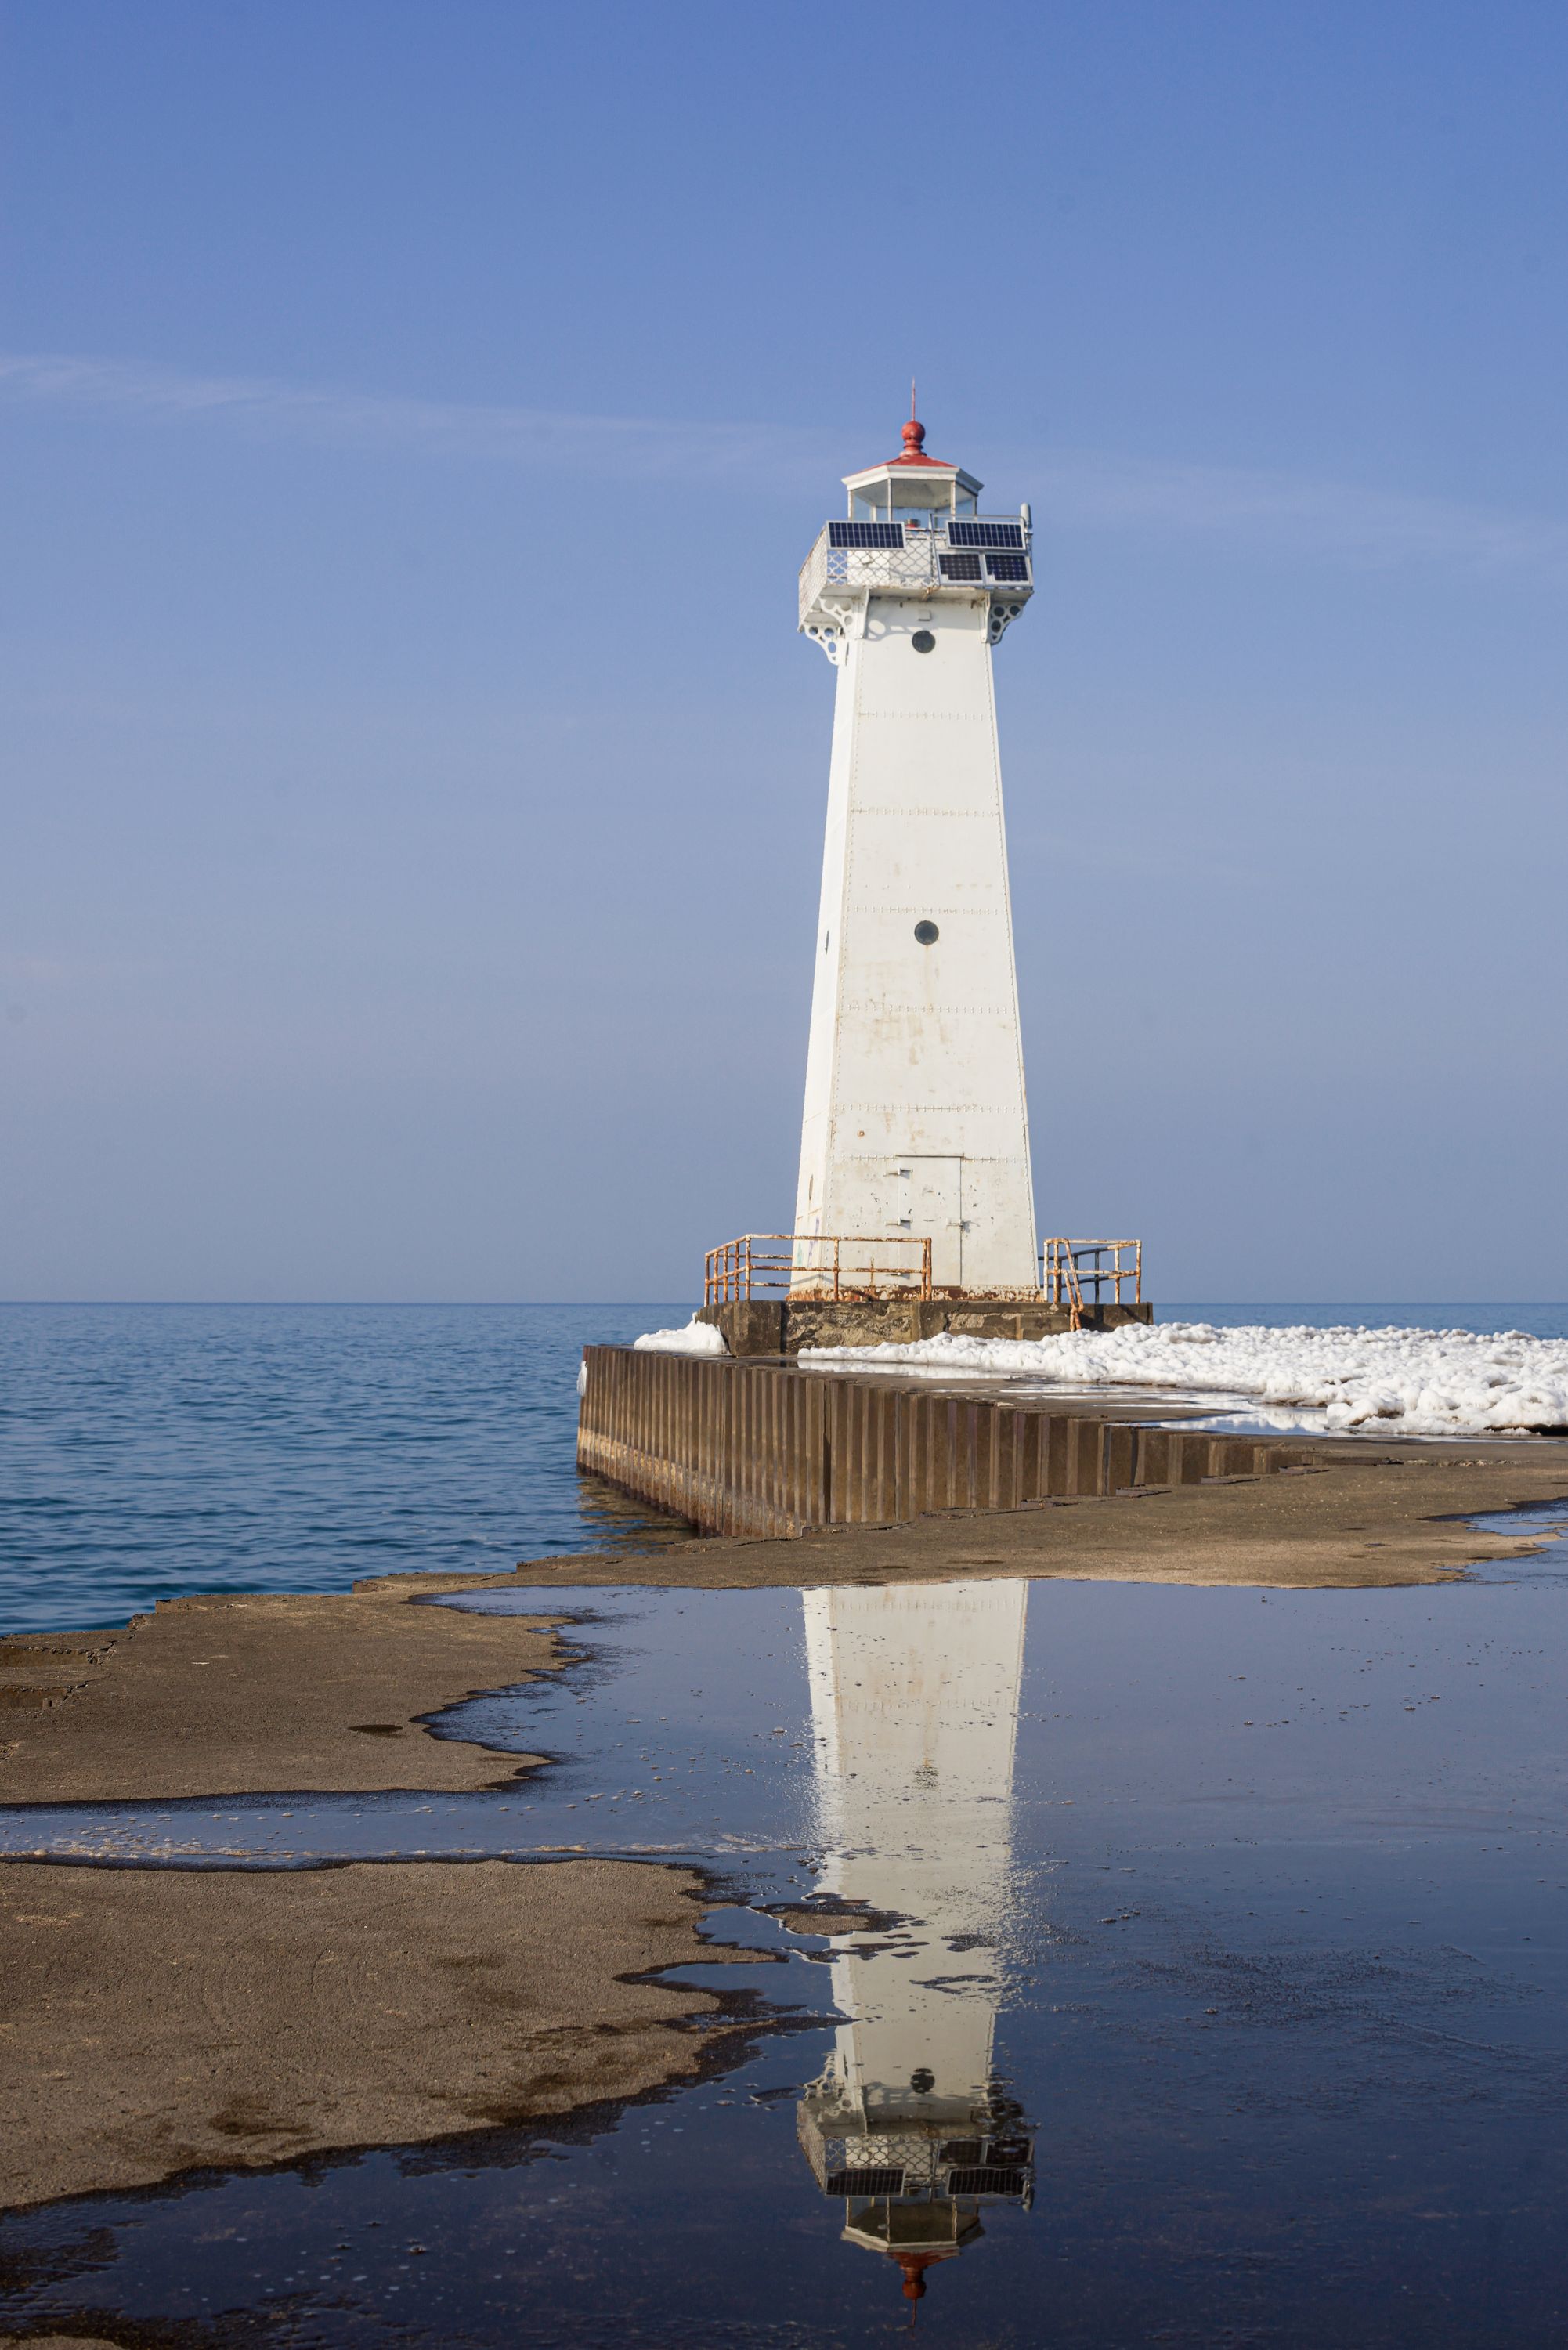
[801,1321,1568,1438]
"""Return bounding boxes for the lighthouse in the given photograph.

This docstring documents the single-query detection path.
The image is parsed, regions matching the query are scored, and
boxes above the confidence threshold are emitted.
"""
[685,407,1144,1350]
[793,409,1038,1295]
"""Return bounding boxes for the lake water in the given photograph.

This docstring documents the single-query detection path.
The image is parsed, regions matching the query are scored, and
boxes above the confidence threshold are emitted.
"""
[0,1303,692,1635]
[4,1556,1566,2345]
[3,1301,1566,1636]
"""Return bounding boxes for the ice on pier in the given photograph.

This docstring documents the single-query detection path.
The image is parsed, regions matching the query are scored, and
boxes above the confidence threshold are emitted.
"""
[633,1316,729,1356]
[801,1321,1568,1437]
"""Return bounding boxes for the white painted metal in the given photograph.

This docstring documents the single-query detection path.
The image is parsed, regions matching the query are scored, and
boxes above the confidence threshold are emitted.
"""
[796,1581,1028,2209]
[797,522,1031,649]
[793,428,1038,1293]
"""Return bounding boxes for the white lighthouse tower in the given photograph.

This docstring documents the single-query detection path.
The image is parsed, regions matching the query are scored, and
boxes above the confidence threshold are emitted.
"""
[793,409,1038,1294]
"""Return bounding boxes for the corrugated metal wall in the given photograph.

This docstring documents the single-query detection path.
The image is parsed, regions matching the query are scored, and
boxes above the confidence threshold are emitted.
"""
[576,1346,1312,1538]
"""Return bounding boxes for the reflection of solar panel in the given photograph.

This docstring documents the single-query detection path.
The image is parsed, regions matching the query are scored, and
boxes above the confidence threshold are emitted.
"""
[948,521,1026,548]
[829,521,905,548]
[987,552,1030,582]
[939,551,983,581]
[826,2167,906,2197]
[947,2166,1028,2197]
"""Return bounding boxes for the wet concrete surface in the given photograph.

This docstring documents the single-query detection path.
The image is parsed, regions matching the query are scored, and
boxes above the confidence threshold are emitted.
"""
[0,1587,567,1804]
[0,1857,764,2209]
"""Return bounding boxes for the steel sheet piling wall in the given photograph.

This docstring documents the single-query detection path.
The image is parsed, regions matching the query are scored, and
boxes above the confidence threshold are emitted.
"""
[576,1347,1313,1538]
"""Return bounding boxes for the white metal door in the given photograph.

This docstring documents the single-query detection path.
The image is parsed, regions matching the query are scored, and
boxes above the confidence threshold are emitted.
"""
[881,1156,964,1289]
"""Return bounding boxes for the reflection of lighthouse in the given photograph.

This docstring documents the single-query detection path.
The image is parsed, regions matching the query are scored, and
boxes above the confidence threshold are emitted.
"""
[796,1580,1035,2305]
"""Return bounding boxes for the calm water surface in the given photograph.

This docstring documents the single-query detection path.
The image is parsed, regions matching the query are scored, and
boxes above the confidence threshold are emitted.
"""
[4,1555,1567,2345]
[0,1303,692,1633]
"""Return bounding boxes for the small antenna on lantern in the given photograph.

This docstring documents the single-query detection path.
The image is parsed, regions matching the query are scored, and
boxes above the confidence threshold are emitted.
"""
[910,377,918,420]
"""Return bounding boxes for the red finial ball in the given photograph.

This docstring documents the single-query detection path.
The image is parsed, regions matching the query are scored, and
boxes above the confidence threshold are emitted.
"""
[901,416,926,454]
[896,2254,934,2300]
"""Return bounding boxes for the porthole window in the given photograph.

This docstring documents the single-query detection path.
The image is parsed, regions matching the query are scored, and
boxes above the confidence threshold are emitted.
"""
[914,920,939,945]
[911,629,935,653]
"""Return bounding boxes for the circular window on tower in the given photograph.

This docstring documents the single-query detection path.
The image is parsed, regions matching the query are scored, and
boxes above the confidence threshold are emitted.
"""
[914,920,939,945]
[911,628,936,653]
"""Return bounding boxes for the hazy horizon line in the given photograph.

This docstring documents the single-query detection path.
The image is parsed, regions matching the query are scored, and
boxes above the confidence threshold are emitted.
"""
[0,1298,1561,1311]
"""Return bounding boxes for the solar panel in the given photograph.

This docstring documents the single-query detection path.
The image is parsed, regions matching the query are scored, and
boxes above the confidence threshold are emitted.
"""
[939,551,983,582]
[826,2167,906,2197]
[948,521,1026,549]
[946,2166,1028,2197]
[986,552,1030,583]
[829,521,906,549]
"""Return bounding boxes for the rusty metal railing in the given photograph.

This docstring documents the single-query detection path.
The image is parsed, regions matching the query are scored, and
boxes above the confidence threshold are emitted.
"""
[1042,1238,1143,1329]
[706,1233,934,1306]
[704,1232,1141,1318]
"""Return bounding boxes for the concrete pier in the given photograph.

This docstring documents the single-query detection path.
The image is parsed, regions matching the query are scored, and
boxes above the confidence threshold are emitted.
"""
[698,1296,1151,1358]
[576,1345,1310,1538]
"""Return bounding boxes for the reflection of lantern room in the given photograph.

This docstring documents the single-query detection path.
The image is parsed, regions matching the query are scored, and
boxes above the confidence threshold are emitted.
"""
[797,2061,1035,2205]
[797,2062,1035,2289]
[795,2051,1035,2307]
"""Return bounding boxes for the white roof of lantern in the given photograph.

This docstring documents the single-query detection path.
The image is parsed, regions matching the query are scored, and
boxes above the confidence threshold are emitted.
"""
[843,416,982,505]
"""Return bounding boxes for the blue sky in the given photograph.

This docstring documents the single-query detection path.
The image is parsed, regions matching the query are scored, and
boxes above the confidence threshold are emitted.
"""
[2,0,1565,1303]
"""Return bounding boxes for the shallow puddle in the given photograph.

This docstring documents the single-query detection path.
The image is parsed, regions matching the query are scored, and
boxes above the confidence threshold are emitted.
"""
[4,1566,1567,2344]
[1461,1499,1568,1580]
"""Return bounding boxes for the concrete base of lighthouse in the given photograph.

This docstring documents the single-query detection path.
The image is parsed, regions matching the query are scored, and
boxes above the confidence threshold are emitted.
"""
[697,1296,1153,1359]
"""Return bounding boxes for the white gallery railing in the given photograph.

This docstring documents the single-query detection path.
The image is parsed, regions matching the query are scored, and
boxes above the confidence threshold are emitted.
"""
[798,517,1032,628]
